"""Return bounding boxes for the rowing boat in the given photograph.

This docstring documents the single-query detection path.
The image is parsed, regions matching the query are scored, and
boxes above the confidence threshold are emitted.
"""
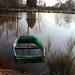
[13,35,45,60]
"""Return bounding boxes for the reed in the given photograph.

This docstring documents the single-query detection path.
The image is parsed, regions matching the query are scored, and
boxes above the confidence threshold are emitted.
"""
[46,37,75,75]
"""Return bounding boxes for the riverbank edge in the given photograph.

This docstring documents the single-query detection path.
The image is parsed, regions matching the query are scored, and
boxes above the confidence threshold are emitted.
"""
[0,8,75,14]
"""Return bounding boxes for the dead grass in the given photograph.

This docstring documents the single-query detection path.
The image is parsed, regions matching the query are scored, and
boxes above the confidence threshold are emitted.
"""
[46,37,75,75]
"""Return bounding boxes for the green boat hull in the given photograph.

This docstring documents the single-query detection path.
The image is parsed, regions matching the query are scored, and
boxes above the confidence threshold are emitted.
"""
[13,35,45,60]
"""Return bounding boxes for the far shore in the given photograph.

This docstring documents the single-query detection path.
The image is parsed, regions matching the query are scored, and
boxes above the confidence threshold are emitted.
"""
[0,8,75,14]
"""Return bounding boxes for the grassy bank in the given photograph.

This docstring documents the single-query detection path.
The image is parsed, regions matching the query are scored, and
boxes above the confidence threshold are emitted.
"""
[0,8,75,14]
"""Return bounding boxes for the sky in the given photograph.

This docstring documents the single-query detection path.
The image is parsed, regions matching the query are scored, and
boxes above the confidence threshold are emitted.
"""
[43,0,58,6]
[41,0,67,6]
[23,0,67,6]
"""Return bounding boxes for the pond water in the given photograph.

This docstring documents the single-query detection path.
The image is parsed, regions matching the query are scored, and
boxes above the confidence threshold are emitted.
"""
[0,12,75,75]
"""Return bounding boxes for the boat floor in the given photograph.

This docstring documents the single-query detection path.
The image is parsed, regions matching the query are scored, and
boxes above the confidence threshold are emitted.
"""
[14,43,42,56]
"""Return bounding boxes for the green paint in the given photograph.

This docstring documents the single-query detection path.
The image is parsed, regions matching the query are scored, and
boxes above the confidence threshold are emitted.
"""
[16,56,43,59]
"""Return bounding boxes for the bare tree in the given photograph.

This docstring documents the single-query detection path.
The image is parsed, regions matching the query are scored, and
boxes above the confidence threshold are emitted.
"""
[57,0,63,7]
[38,0,44,6]
[37,0,44,11]
[65,0,74,10]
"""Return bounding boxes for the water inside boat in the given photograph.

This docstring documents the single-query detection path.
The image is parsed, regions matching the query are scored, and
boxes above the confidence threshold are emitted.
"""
[15,43,42,57]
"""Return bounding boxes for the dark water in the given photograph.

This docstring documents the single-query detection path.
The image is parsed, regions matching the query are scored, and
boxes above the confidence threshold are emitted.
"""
[0,12,75,75]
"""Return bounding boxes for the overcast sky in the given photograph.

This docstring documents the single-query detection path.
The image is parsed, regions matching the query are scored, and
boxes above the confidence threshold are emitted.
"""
[42,0,67,6]
[44,0,58,6]
[24,0,67,6]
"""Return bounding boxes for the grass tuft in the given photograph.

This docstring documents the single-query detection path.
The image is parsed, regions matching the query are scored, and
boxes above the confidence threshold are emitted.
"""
[46,37,75,75]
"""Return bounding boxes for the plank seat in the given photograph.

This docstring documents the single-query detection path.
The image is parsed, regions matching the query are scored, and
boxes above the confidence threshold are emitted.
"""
[15,46,40,49]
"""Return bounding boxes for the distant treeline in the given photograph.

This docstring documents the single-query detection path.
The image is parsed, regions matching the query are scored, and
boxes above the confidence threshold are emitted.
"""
[38,7,75,11]
[0,0,75,12]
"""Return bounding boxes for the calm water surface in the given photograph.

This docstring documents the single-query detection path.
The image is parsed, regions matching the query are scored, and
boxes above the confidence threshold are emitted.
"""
[0,12,75,75]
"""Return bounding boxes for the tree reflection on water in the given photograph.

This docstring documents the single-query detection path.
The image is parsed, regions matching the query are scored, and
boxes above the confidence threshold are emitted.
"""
[54,13,73,29]
[26,12,36,35]
[0,13,20,48]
